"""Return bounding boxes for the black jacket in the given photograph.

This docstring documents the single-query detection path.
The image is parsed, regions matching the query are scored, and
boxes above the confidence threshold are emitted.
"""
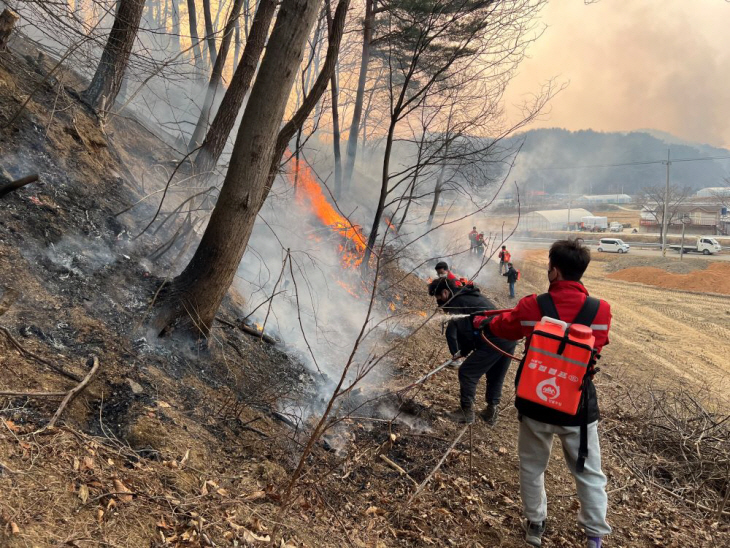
[441,286,495,315]
[446,316,516,357]
[443,290,504,356]
[504,267,518,284]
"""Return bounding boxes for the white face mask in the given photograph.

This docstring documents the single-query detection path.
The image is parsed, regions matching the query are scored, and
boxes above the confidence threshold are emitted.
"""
[437,272,447,278]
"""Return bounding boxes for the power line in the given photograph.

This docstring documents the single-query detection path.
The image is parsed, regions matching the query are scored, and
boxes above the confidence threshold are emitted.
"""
[526,154,730,171]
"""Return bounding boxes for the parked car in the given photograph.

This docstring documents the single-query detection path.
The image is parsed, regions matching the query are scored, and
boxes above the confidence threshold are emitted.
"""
[597,238,630,253]
[609,222,623,232]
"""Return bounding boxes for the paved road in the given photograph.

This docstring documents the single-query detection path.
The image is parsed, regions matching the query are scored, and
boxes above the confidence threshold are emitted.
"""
[510,237,730,262]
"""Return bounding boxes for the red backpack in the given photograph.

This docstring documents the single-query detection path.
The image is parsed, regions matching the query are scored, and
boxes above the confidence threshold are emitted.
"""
[515,294,600,471]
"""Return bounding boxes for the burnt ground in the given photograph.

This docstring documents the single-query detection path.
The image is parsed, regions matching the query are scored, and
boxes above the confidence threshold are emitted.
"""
[0,40,728,548]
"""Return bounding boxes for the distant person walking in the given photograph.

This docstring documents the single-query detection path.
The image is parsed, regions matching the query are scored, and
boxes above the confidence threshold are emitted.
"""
[503,262,519,298]
[498,245,511,274]
[468,226,479,254]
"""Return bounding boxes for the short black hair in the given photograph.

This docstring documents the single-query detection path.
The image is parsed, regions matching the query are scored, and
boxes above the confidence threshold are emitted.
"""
[549,239,590,281]
[435,261,448,271]
[428,276,458,296]
[502,245,506,249]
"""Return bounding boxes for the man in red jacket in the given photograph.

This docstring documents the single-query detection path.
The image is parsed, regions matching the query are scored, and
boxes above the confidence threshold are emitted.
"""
[484,239,612,548]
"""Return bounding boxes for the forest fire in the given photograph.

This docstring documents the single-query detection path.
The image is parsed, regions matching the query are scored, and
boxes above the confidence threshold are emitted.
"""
[287,158,367,269]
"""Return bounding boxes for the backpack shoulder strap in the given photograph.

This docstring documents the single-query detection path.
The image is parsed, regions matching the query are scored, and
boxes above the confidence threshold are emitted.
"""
[572,296,601,327]
[536,293,559,320]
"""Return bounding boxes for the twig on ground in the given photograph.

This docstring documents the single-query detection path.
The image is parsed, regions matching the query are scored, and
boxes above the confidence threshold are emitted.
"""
[407,426,468,505]
[379,454,418,487]
[44,356,100,430]
[0,326,81,382]
[0,390,67,397]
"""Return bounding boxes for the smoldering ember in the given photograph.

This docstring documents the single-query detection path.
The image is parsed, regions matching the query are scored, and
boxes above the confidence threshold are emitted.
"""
[0,1,728,546]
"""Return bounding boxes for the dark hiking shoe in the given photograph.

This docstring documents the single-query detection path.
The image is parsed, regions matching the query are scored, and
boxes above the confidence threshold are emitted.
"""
[445,406,474,424]
[587,537,602,548]
[522,520,546,547]
[479,404,499,425]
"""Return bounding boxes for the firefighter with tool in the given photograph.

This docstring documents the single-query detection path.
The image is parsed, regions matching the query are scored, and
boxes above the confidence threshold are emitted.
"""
[480,239,612,548]
[428,277,516,425]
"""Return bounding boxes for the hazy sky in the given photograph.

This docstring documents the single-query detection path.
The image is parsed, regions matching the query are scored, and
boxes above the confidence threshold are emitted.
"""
[504,0,730,148]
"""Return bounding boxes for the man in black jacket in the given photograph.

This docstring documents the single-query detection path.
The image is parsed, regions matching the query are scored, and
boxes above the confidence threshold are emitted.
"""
[503,262,518,298]
[428,278,517,424]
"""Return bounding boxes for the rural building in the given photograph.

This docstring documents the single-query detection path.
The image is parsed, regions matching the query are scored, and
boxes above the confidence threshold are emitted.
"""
[696,187,730,198]
[640,203,728,235]
[580,194,633,205]
[522,208,593,231]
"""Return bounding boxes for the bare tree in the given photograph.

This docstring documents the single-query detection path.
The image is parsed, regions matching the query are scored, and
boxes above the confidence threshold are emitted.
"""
[82,0,145,113]
[359,0,548,270]
[202,0,218,67]
[326,0,343,198]
[639,184,693,241]
[192,0,278,176]
[153,0,324,336]
[341,0,382,191]
[267,0,350,188]
[188,0,245,152]
[186,0,205,74]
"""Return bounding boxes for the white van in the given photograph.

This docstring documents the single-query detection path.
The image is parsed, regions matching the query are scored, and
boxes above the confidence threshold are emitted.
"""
[597,238,630,253]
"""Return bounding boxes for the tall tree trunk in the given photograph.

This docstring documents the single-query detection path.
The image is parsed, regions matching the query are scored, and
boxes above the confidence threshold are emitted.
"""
[265,0,348,194]
[154,0,323,336]
[397,177,416,232]
[82,0,145,112]
[188,0,245,152]
[202,0,217,67]
[192,0,277,175]
[397,135,425,231]
[342,0,374,191]
[186,0,204,74]
[162,0,170,36]
[233,17,241,71]
[426,148,449,230]
[171,0,181,53]
[325,0,341,199]
[361,117,395,271]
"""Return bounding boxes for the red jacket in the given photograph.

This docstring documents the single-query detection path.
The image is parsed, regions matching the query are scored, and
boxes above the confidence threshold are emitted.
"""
[489,280,611,352]
[488,280,611,426]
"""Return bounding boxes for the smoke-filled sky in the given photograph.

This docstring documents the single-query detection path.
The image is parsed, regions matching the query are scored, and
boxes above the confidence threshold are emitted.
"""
[503,0,730,148]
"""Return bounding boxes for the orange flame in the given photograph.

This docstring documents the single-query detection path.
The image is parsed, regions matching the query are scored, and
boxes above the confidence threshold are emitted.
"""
[287,158,367,268]
[384,216,397,233]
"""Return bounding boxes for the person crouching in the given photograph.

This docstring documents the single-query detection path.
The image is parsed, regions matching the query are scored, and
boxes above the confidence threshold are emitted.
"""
[428,277,517,425]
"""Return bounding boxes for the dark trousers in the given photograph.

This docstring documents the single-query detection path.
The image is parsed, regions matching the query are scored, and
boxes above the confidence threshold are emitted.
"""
[459,337,516,408]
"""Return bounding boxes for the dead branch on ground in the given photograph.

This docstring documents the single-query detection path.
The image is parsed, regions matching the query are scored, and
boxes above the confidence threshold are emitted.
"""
[0,173,39,198]
[0,326,81,382]
[44,355,100,430]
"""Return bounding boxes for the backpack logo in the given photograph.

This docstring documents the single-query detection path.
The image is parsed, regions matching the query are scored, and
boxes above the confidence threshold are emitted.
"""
[536,377,560,402]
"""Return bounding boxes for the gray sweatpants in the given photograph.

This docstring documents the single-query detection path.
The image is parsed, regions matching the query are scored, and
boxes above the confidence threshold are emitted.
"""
[518,416,612,538]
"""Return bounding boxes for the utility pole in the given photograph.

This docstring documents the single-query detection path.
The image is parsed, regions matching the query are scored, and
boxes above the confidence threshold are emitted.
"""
[661,148,671,256]
[567,179,571,232]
